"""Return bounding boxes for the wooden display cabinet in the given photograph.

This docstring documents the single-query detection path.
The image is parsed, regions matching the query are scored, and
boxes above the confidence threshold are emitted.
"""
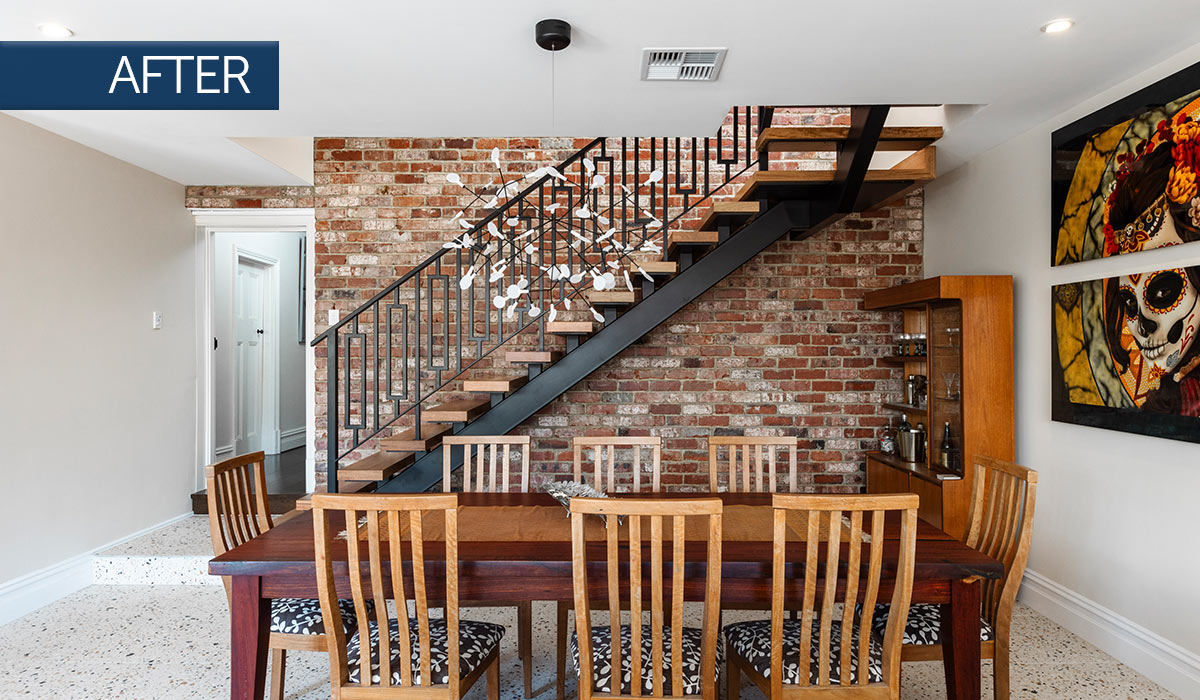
[863,275,1013,538]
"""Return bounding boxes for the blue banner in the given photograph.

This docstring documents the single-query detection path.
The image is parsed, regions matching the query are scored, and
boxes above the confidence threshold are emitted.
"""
[0,41,278,109]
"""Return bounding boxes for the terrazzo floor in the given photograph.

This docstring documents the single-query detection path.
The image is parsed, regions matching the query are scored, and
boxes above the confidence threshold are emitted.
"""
[0,585,1179,700]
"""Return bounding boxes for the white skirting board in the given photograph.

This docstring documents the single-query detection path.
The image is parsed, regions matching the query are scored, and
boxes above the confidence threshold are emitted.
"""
[1020,569,1200,699]
[279,426,306,452]
[0,512,193,626]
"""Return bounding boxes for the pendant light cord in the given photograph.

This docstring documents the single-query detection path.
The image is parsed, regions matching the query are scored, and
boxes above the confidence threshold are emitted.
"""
[551,50,557,135]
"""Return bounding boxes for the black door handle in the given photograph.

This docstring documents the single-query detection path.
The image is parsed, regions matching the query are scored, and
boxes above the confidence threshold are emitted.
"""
[256,329,264,334]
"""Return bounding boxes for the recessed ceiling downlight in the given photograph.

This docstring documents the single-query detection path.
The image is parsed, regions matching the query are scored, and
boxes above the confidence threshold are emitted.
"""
[1040,18,1074,34]
[37,22,74,38]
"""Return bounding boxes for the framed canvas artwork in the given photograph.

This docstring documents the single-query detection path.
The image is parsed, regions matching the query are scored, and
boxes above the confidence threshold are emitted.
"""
[1052,269,1200,441]
[1052,61,1200,266]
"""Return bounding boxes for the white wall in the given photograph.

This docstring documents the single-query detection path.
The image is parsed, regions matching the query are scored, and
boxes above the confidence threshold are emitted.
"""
[925,45,1200,698]
[212,231,306,456]
[0,114,196,587]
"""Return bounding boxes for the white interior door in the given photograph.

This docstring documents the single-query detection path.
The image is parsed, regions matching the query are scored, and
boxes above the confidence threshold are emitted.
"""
[235,258,268,453]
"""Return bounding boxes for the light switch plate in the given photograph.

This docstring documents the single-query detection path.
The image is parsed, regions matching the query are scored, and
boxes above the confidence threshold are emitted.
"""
[152,311,163,330]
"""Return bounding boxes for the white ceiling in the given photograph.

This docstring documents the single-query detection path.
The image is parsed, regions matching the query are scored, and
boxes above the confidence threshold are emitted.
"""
[3,0,1200,185]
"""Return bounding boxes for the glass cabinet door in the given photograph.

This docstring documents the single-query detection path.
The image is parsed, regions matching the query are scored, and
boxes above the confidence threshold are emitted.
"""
[929,302,964,474]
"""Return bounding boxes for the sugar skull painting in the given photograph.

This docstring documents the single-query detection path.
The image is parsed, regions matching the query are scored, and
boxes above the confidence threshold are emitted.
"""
[1051,62,1200,440]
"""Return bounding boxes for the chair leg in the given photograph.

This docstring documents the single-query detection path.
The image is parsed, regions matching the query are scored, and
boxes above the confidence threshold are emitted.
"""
[519,601,534,698]
[269,647,286,700]
[994,632,1010,700]
[727,655,740,700]
[487,654,500,700]
[556,601,569,700]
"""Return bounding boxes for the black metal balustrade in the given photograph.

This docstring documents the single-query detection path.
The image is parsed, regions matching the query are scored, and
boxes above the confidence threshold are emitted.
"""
[312,107,764,490]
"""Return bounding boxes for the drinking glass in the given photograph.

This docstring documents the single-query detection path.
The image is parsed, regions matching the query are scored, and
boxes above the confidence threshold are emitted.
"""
[944,372,960,400]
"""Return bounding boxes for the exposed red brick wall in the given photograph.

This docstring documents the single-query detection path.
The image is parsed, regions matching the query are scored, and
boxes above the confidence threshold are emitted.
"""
[311,110,922,491]
[185,185,314,209]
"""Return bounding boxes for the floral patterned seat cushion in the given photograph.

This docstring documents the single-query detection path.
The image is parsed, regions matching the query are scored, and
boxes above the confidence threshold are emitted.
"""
[723,618,883,685]
[868,603,994,645]
[569,624,722,696]
[347,618,505,686]
[270,598,373,636]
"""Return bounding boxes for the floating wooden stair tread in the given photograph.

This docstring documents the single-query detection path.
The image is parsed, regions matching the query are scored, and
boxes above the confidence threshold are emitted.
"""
[462,374,528,393]
[585,290,637,305]
[337,451,414,482]
[735,147,936,201]
[506,350,562,364]
[755,126,943,153]
[669,229,720,246]
[380,423,453,452]
[420,398,490,423]
[696,201,761,231]
[630,260,677,276]
[547,321,596,334]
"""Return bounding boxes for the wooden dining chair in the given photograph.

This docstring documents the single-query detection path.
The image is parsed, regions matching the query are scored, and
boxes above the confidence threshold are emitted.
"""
[868,456,1037,700]
[572,436,662,492]
[441,435,537,698]
[706,436,800,493]
[207,452,366,700]
[559,435,665,698]
[725,493,919,699]
[311,492,505,700]
[442,435,531,493]
[570,497,724,700]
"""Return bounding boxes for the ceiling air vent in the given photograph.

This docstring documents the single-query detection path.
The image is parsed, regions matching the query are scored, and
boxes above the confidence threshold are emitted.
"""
[640,48,727,82]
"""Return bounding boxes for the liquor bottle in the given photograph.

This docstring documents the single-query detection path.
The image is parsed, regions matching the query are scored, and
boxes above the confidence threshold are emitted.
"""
[898,413,911,432]
[940,422,953,469]
[915,422,927,462]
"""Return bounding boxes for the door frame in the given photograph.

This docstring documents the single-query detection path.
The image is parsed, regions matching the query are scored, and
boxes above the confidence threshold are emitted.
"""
[192,208,317,493]
[232,248,279,456]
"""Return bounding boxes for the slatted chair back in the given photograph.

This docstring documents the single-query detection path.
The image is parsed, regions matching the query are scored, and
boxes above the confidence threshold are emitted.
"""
[312,493,462,698]
[770,493,918,696]
[206,452,273,601]
[963,456,1038,634]
[442,435,532,493]
[707,436,799,492]
[572,436,662,492]
[570,497,723,700]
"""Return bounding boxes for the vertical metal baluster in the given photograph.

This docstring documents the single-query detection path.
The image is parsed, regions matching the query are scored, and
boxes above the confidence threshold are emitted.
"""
[739,105,748,169]
[414,276,422,428]
[456,248,463,375]
[373,304,380,435]
[327,326,339,493]
[621,137,628,247]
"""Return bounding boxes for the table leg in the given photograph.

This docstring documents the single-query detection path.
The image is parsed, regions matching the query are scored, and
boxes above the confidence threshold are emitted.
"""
[231,575,270,700]
[941,578,982,700]
[556,601,569,700]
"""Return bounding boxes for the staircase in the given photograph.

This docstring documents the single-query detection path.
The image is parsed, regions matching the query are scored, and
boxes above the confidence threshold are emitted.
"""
[307,105,940,498]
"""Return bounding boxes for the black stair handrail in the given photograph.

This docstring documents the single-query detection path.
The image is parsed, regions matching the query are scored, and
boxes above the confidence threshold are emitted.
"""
[313,107,764,490]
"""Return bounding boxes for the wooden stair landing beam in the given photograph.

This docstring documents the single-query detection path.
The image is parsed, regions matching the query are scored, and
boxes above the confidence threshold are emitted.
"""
[755,125,943,154]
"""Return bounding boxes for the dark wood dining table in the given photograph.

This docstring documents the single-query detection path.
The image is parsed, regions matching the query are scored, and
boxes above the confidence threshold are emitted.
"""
[209,491,1003,700]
